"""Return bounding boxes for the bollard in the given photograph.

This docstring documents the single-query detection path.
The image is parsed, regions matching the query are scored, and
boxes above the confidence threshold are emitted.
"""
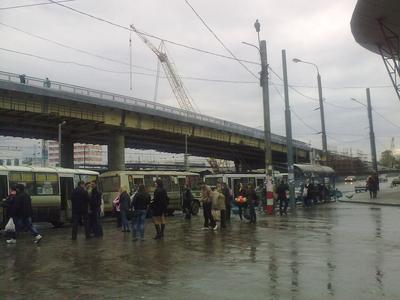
[265,178,274,215]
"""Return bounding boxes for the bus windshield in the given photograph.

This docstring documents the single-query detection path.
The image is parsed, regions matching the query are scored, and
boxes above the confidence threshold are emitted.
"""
[205,177,223,187]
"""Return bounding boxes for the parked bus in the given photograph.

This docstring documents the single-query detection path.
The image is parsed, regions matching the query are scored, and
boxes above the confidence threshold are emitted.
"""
[99,171,201,215]
[0,166,99,227]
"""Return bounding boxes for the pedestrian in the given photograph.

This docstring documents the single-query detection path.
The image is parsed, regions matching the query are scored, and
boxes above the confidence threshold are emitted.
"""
[119,186,131,232]
[236,183,248,221]
[19,74,26,84]
[210,185,225,230]
[182,184,193,220]
[151,179,168,240]
[112,194,121,228]
[43,77,51,88]
[200,181,214,229]
[7,184,42,244]
[221,182,231,222]
[3,186,17,243]
[71,181,90,240]
[255,183,265,212]
[276,180,289,216]
[247,183,258,223]
[131,184,151,241]
[89,181,103,237]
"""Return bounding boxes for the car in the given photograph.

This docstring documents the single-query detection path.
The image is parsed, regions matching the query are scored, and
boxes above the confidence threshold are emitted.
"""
[391,177,400,187]
[344,176,357,184]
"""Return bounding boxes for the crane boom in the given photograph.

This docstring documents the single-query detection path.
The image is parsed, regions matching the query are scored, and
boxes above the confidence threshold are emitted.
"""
[130,25,196,112]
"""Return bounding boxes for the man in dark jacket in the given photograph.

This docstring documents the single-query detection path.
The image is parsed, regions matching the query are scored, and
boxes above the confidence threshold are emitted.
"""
[277,180,289,216]
[10,184,42,244]
[71,181,90,240]
[221,183,231,223]
[89,181,103,237]
[182,184,193,220]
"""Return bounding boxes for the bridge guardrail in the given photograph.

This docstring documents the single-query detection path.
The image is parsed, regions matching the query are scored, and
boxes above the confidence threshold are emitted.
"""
[0,70,309,150]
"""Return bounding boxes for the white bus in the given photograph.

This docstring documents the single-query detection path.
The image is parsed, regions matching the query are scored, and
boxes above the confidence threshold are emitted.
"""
[99,170,202,215]
[0,166,99,227]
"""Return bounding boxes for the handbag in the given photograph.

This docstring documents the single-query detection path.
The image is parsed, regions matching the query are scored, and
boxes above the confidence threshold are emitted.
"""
[5,217,15,232]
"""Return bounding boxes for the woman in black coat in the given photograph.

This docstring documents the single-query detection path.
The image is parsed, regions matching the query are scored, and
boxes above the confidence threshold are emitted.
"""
[151,179,168,240]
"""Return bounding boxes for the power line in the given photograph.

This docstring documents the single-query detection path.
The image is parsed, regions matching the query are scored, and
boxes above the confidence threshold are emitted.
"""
[0,47,131,74]
[0,0,75,10]
[184,0,259,79]
[0,21,155,72]
[47,0,260,66]
[0,46,259,84]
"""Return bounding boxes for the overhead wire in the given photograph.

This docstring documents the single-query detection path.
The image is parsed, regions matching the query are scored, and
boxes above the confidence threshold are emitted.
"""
[46,0,260,66]
[184,0,259,80]
[0,0,75,10]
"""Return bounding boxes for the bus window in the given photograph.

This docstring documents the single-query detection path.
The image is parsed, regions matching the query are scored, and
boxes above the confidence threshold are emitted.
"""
[9,172,35,195]
[160,176,171,192]
[256,178,264,187]
[144,175,156,193]
[35,173,59,195]
[101,176,120,192]
[171,176,180,191]
[205,177,222,187]
[80,174,98,184]
[128,176,143,194]
[187,175,200,189]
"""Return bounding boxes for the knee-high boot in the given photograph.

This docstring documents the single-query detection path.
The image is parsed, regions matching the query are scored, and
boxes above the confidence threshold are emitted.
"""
[160,224,165,238]
[153,225,161,240]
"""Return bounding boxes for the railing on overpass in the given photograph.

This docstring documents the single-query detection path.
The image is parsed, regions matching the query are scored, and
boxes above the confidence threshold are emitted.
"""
[0,70,310,150]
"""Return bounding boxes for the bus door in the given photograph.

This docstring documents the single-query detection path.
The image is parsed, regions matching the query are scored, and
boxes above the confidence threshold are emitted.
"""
[0,175,8,226]
[60,176,74,220]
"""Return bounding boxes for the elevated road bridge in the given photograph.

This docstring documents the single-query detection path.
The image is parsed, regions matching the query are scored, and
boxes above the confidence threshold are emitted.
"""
[0,71,310,170]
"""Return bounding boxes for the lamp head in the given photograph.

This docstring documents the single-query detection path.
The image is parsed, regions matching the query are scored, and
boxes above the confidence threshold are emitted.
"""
[292,58,302,63]
[254,19,260,33]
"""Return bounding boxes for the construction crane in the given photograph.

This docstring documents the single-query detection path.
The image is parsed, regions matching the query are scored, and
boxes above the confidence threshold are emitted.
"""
[130,25,197,112]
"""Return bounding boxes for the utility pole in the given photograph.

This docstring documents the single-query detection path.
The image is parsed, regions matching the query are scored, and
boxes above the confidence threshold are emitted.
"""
[58,121,66,167]
[184,134,189,171]
[317,72,328,154]
[366,88,378,172]
[282,49,295,209]
[259,40,272,177]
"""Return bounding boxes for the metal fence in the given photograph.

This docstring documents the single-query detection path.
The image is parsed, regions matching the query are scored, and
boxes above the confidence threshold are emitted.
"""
[0,70,309,150]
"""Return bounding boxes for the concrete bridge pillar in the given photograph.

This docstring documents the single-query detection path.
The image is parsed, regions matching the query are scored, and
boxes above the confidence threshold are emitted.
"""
[108,132,125,171]
[60,136,74,168]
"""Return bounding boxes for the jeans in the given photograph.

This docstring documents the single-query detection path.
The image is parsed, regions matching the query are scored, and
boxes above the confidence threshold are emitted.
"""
[72,213,90,239]
[202,202,214,227]
[90,211,103,237]
[279,197,288,215]
[15,217,39,237]
[120,210,130,231]
[220,209,226,228]
[249,206,256,223]
[132,210,147,238]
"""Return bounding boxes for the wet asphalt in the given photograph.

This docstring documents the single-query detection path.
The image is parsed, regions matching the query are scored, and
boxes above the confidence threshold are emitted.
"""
[1,200,400,300]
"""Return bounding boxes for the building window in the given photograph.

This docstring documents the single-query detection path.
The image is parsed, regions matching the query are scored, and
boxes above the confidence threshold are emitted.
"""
[14,159,19,166]
[6,159,12,166]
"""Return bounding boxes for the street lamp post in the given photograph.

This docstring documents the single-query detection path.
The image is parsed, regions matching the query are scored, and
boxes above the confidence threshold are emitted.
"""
[351,88,378,172]
[58,121,66,167]
[292,58,328,155]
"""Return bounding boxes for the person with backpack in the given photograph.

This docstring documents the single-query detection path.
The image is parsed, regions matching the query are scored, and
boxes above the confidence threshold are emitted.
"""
[8,184,42,244]
[151,179,168,240]
[131,184,151,241]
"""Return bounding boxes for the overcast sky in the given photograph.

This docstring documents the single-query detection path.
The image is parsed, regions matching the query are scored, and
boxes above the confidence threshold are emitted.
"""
[1,0,399,160]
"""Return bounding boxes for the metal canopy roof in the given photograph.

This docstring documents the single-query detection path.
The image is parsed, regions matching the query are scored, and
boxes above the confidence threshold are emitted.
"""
[294,164,335,176]
[351,0,400,56]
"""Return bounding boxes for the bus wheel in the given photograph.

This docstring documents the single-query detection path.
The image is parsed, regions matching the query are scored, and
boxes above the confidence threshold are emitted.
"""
[51,221,64,228]
[167,209,175,216]
[191,200,200,215]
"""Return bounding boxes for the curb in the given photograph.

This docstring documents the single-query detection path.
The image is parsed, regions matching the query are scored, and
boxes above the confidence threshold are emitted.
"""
[339,199,400,207]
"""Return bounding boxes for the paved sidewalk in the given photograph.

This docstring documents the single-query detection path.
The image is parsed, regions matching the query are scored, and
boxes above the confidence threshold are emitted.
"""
[339,186,400,206]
